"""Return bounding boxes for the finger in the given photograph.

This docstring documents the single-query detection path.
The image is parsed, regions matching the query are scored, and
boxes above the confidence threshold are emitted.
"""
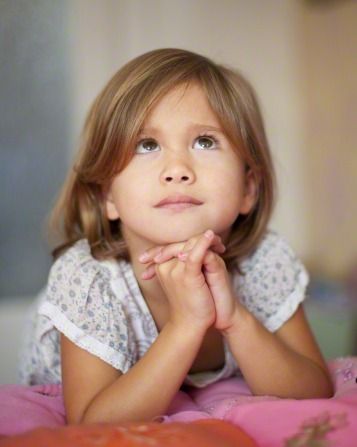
[141,242,225,280]
[201,250,224,275]
[156,240,224,264]
[181,250,222,286]
[214,243,226,254]
[182,233,221,252]
[178,243,224,259]
[141,262,157,280]
[154,235,222,264]
[183,230,217,278]
[184,232,221,250]
[138,246,165,263]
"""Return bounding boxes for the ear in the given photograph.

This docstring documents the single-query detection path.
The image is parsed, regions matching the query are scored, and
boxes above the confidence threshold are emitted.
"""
[104,186,120,220]
[239,168,258,215]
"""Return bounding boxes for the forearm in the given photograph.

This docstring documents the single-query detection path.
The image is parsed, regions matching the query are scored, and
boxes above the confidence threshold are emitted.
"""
[82,322,205,423]
[224,309,333,399]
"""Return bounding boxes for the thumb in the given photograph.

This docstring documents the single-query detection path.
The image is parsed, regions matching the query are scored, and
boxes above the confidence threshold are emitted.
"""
[202,250,224,275]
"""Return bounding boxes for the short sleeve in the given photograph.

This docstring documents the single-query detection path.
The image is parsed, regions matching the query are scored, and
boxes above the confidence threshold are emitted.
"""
[233,231,309,332]
[38,240,135,373]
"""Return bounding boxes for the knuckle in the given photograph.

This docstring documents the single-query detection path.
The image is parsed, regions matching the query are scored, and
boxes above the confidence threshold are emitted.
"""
[205,250,216,261]
[185,237,197,250]
[205,250,225,266]
[156,258,181,277]
[185,251,197,263]
[217,256,226,269]
[156,262,166,275]
[170,262,184,280]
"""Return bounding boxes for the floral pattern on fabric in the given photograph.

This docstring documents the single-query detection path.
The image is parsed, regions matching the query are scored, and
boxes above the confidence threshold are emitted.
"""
[234,230,309,332]
[19,230,309,387]
[285,412,348,447]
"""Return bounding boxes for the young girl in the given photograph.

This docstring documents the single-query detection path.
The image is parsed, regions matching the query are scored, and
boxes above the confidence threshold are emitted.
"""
[19,48,333,424]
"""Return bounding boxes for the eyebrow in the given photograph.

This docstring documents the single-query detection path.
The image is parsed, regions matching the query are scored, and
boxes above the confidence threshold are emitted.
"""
[138,124,225,136]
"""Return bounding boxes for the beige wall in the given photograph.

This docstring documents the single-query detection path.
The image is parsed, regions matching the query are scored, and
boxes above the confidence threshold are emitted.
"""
[67,0,357,279]
[301,0,357,279]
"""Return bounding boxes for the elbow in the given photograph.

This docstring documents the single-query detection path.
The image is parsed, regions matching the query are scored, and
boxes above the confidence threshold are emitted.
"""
[65,407,98,425]
[308,382,334,400]
[80,408,145,425]
[315,365,334,399]
[65,410,88,425]
[321,374,334,399]
[297,360,335,399]
[79,409,109,425]
[300,371,334,400]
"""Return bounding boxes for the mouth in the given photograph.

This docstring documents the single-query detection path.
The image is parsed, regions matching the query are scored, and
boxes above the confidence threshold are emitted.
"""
[154,194,203,208]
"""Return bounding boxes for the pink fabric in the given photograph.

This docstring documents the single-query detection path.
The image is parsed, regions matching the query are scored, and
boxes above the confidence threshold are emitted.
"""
[160,377,281,423]
[0,384,65,436]
[162,357,357,446]
[1,357,357,446]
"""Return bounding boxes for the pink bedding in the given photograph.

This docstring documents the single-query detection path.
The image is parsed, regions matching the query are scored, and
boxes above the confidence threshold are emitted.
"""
[1,357,356,446]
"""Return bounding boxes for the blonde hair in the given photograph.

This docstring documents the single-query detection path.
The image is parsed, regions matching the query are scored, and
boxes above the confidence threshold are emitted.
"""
[49,48,276,272]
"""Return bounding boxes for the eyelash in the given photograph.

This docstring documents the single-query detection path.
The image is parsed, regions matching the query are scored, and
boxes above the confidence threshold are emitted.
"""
[197,133,221,147]
[135,133,221,152]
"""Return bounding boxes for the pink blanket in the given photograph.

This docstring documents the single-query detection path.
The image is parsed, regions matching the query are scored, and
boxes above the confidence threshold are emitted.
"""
[1,357,357,446]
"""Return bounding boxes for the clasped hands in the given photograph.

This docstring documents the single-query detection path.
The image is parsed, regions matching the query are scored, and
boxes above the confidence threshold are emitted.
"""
[138,230,241,333]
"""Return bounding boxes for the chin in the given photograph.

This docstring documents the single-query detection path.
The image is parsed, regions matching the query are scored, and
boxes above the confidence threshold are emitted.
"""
[150,226,212,245]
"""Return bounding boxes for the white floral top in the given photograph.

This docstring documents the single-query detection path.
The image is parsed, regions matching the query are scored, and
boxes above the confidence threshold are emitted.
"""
[18,230,309,388]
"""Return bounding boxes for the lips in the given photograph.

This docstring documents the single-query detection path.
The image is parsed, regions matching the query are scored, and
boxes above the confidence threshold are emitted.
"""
[155,194,203,207]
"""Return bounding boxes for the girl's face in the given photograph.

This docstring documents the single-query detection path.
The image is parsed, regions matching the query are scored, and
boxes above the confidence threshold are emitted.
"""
[105,83,256,248]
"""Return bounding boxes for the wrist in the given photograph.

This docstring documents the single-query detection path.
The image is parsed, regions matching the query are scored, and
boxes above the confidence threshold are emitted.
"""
[168,308,214,336]
[221,303,255,339]
[165,318,207,343]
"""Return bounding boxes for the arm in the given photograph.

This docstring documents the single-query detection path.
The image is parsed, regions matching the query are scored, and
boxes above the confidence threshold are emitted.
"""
[139,231,334,399]
[202,246,334,399]
[62,232,217,424]
[61,322,205,424]
[223,303,334,399]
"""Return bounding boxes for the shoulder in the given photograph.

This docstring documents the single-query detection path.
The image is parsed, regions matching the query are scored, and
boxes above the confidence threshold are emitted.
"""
[45,239,126,313]
[40,240,135,371]
[233,230,309,332]
[240,230,303,272]
[49,239,110,287]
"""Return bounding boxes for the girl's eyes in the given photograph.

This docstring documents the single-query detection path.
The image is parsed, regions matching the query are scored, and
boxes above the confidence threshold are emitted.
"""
[136,139,159,153]
[194,135,219,150]
[135,134,220,154]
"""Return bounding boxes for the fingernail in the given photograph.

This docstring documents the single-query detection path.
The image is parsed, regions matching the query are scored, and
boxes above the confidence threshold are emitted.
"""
[205,230,214,238]
[138,253,148,262]
[141,270,149,279]
[154,252,162,261]
[178,251,188,259]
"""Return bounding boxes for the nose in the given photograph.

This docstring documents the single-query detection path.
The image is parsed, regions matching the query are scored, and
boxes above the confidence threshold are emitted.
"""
[160,155,196,184]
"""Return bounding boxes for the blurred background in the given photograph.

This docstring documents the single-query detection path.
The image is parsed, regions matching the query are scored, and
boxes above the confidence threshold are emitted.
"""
[1,0,356,383]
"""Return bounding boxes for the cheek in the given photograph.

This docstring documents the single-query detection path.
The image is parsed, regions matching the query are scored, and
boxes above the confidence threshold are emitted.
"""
[209,161,245,198]
[111,170,154,223]
[113,167,149,201]
[208,163,246,219]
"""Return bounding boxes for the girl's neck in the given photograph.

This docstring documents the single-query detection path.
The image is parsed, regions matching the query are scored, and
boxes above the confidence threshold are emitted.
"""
[120,223,168,306]
[132,250,166,303]
[119,223,233,307]
[125,240,170,332]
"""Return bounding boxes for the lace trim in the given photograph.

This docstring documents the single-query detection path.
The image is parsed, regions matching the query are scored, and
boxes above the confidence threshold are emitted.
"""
[39,301,132,373]
[264,268,309,332]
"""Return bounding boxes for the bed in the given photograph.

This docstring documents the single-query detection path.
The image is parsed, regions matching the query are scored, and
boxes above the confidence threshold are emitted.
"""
[0,356,356,447]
